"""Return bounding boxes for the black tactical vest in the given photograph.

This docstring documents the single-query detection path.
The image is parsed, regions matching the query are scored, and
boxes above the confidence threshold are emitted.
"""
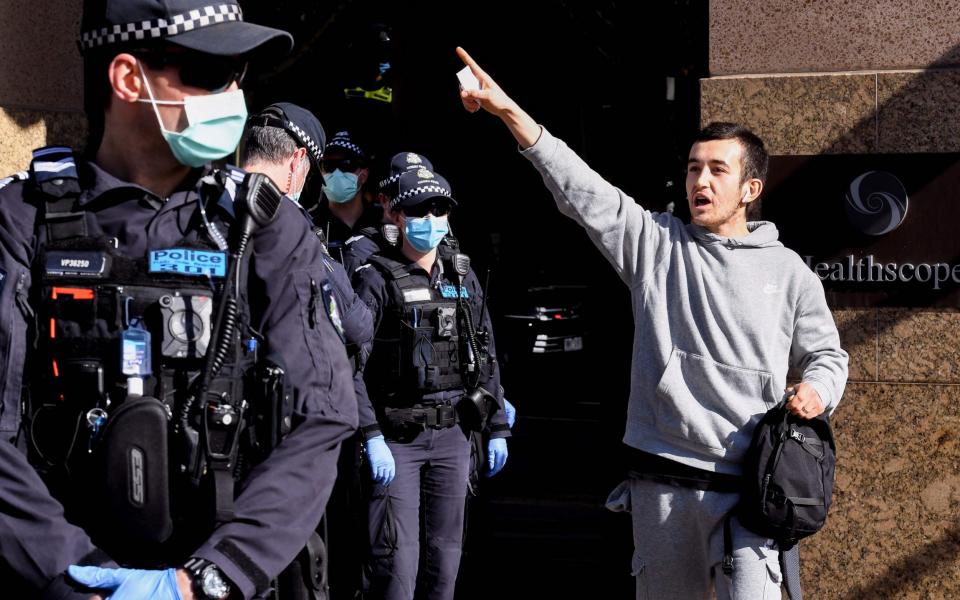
[363,253,470,405]
[22,147,265,566]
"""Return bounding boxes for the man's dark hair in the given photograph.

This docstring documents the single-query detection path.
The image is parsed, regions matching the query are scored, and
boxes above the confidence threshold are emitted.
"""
[695,122,768,220]
[238,125,299,166]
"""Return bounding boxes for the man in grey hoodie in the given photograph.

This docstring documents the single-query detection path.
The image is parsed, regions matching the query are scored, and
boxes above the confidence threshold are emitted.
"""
[455,48,848,599]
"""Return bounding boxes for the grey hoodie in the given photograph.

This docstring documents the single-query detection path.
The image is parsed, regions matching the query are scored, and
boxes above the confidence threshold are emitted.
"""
[521,128,848,475]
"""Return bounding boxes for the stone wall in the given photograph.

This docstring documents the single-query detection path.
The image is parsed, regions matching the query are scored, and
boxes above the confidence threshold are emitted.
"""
[705,2,960,597]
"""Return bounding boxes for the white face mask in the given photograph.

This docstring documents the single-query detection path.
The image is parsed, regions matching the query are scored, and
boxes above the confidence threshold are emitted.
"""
[136,62,248,167]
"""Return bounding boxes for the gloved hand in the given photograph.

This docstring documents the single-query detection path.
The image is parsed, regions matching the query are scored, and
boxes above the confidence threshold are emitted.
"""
[365,434,396,485]
[486,437,508,477]
[67,565,182,600]
[503,398,517,429]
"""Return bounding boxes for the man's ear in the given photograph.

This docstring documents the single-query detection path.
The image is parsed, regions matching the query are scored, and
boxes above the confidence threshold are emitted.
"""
[109,53,143,104]
[742,178,763,204]
[289,146,308,172]
[356,167,370,187]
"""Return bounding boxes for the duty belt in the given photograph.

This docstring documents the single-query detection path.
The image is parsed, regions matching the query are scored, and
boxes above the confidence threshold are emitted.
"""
[385,404,459,429]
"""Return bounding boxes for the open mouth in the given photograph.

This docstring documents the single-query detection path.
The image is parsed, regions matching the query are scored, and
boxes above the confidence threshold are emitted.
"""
[694,197,711,207]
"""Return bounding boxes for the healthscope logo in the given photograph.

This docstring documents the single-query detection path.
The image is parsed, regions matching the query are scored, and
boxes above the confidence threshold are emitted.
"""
[844,171,908,236]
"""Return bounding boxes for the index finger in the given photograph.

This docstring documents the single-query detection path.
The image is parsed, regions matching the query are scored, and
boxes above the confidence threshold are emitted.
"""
[456,46,487,79]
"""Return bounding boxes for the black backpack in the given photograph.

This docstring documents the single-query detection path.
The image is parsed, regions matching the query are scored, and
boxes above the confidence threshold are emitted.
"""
[736,402,836,550]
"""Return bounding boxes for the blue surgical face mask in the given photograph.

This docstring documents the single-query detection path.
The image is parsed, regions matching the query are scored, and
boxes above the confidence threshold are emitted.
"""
[137,62,248,168]
[323,169,359,204]
[404,215,449,253]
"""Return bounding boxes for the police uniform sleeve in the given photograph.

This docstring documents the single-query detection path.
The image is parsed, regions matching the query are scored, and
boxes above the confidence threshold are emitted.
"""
[324,257,376,441]
[324,256,374,357]
[465,270,510,439]
[352,263,389,439]
[192,202,358,600]
[0,180,107,595]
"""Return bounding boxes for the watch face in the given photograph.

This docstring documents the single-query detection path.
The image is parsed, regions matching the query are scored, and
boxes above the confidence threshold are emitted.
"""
[201,565,230,599]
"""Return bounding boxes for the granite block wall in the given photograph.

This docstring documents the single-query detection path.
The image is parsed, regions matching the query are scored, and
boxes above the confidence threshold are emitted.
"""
[706,2,960,596]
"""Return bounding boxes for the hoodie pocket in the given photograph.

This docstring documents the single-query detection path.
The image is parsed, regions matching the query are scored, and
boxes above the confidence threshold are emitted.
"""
[654,348,775,453]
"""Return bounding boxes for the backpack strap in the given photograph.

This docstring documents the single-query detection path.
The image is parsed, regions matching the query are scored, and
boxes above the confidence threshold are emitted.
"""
[722,513,734,576]
[780,545,803,600]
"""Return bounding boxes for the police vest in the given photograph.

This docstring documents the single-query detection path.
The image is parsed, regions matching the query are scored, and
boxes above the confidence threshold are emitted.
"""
[21,147,282,566]
[364,254,476,405]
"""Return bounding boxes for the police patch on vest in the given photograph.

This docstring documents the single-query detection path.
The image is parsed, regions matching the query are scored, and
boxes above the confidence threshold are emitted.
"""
[149,248,226,278]
[402,287,432,303]
[45,251,107,277]
[439,284,468,299]
[321,280,346,341]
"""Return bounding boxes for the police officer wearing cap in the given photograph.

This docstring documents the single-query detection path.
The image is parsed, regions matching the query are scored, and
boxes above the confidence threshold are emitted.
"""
[337,151,435,276]
[315,131,385,264]
[240,102,374,366]
[240,103,376,599]
[354,167,510,600]
[0,2,357,599]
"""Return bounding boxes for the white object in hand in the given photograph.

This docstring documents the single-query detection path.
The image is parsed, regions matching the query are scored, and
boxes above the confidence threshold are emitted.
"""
[457,66,481,92]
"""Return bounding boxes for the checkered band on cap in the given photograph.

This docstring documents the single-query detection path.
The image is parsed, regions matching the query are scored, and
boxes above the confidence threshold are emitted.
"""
[287,121,322,165]
[390,185,451,208]
[378,172,402,191]
[326,138,366,160]
[79,4,243,51]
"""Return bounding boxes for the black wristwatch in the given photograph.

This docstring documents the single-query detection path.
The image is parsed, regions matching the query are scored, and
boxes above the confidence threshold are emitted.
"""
[184,557,232,600]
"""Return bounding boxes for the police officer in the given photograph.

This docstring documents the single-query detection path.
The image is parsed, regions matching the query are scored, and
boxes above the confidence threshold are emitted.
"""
[241,102,375,600]
[240,102,374,364]
[0,2,357,599]
[315,131,385,264]
[337,150,435,276]
[355,167,510,600]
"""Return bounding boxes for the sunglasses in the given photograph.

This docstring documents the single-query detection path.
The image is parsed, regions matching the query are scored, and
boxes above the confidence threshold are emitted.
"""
[320,158,362,173]
[404,199,452,218]
[135,50,248,93]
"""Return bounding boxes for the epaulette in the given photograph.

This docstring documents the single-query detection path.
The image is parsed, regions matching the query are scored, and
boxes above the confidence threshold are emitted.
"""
[0,170,29,191]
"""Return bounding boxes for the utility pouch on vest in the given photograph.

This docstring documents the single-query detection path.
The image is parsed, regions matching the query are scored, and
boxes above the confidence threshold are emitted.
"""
[242,354,291,467]
[98,395,173,545]
[456,386,496,432]
[411,326,436,389]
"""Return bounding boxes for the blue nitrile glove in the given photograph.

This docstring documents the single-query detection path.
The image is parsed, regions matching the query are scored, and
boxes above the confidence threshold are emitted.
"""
[503,398,517,428]
[67,565,182,600]
[486,437,508,477]
[365,434,396,485]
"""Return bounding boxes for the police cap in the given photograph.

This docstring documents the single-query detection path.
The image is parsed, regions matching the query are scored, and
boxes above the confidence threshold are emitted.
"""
[323,131,369,166]
[389,168,457,211]
[378,152,434,196]
[79,0,293,59]
[248,103,326,174]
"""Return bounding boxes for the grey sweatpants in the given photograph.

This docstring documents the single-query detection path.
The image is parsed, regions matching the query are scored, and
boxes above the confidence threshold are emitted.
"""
[606,476,782,600]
